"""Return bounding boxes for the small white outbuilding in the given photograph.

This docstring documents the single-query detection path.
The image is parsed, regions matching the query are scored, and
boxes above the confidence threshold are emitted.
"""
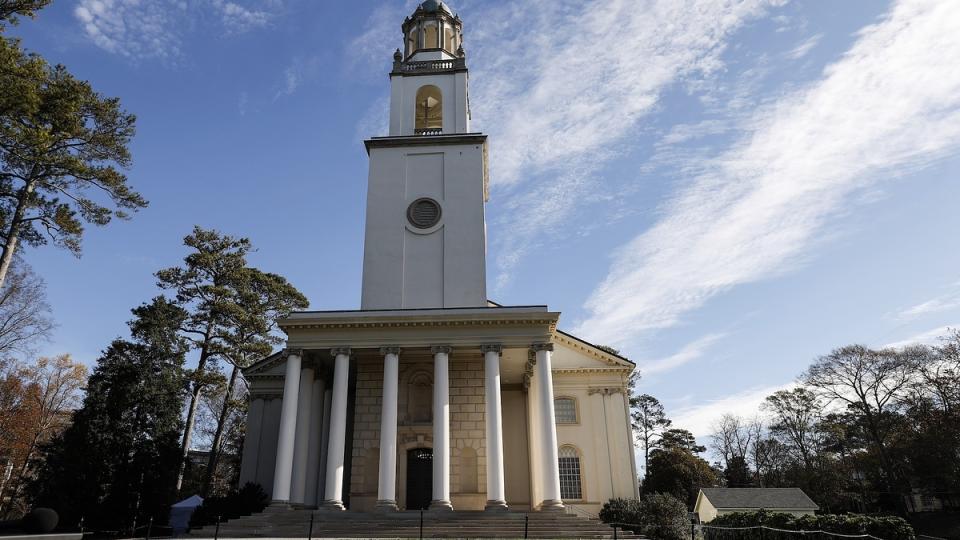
[695,488,819,523]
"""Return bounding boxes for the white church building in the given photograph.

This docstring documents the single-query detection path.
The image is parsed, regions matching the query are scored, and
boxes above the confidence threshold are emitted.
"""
[237,0,638,517]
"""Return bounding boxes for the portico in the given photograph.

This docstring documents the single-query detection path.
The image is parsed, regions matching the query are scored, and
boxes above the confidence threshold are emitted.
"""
[242,306,567,512]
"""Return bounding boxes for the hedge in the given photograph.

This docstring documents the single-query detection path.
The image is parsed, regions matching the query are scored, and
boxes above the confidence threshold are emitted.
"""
[706,509,914,540]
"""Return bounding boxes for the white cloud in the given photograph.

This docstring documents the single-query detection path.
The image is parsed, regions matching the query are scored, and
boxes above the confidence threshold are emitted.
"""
[74,0,279,61]
[785,33,822,60]
[671,382,795,438]
[894,285,960,321]
[463,0,784,289]
[577,0,960,347]
[638,333,726,376]
[884,324,959,349]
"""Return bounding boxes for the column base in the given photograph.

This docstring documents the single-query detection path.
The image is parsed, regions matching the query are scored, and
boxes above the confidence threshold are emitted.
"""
[375,500,399,512]
[317,499,346,511]
[265,501,292,512]
[484,500,509,512]
[539,499,565,512]
[428,500,454,512]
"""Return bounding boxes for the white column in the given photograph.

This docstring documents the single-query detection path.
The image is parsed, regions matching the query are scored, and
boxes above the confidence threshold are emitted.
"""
[304,376,325,507]
[376,347,401,511]
[271,349,303,505]
[320,347,351,511]
[290,367,315,505]
[482,344,508,511]
[533,343,564,511]
[238,397,265,486]
[430,345,453,511]
[316,387,332,502]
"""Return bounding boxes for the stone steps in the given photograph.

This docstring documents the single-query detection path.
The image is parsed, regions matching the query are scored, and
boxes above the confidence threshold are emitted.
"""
[190,509,645,539]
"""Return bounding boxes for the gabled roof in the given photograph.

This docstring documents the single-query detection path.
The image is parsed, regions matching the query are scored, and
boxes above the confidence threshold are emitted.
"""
[699,488,819,510]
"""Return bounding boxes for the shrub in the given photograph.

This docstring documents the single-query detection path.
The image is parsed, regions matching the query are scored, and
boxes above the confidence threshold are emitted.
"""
[188,483,268,528]
[600,494,689,540]
[708,510,915,540]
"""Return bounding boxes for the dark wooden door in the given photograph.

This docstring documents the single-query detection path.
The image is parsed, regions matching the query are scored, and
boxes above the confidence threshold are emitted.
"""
[406,448,432,510]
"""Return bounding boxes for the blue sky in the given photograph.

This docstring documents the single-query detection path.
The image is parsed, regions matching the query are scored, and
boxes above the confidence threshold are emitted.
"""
[9,0,960,444]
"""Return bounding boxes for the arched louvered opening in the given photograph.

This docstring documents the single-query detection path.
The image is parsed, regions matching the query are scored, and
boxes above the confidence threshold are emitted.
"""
[415,85,442,135]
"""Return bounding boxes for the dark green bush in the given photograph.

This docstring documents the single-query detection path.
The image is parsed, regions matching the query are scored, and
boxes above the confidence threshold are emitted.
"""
[707,510,915,540]
[600,494,689,540]
[188,483,268,528]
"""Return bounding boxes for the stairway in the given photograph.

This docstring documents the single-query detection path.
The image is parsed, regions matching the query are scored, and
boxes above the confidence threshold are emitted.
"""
[189,508,645,539]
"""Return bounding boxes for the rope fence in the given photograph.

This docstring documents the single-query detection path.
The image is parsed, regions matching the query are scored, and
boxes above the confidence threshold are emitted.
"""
[699,524,886,540]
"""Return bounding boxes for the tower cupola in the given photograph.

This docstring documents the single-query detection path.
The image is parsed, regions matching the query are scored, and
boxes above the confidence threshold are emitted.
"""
[401,1,463,62]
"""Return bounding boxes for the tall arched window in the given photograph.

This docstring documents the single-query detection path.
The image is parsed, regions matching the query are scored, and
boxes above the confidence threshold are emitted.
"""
[406,28,418,57]
[415,85,442,134]
[558,445,583,500]
[554,397,577,424]
[424,24,439,48]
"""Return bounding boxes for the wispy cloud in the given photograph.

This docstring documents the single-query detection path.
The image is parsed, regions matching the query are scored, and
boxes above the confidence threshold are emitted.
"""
[464,0,785,290]
[639,333,726,376]
[74,0,280,62]
[894,284,960,321]
[785,33,823,60]
[884,324,959,349]
[577,0,960,347]
[671,382,795,438]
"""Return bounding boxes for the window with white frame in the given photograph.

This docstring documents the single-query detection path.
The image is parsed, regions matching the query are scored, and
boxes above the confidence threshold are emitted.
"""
[554,397,577,424]
[558,446,582,500]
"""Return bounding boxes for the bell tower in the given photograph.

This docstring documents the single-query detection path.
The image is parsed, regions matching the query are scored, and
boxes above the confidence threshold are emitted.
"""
[360,0,488,310]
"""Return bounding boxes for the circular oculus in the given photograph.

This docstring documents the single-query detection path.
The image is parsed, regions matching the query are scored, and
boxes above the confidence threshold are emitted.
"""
[407,197,442,229]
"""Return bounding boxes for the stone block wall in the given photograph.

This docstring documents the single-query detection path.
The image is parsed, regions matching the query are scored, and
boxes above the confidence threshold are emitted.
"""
[348,352,489,510]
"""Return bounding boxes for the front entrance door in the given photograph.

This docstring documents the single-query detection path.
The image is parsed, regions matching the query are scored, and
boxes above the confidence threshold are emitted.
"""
[406,448,432,510]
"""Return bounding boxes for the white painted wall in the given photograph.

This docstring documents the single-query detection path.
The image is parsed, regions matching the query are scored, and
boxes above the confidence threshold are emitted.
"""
[389,71,469,136]
[361,142,487,309]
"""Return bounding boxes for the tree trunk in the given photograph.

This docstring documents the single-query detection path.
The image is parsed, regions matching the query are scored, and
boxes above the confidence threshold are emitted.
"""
[200,363,239,498]
[0,181,36,291]
[175,327,213,494]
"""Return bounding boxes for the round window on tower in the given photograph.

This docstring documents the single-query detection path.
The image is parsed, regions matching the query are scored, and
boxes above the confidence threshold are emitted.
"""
[407,198,442,229]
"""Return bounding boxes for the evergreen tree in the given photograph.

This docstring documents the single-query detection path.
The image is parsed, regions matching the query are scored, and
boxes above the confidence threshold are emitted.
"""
[31,298,187,532]
[155,227,307,494]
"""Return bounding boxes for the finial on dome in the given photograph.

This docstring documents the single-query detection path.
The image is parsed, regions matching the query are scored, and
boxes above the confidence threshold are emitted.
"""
[393,48,402,62]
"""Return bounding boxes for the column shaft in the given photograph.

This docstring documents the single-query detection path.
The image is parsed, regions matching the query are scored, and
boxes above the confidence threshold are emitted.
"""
[271,350,303,505]
[535,344,564,511]
[320,348,351,510]
[290,367,315,504]
[317,387,332,502]
[376,348,400,511]
[430,346,452,510]
[482,345,508,510]
[238,397,265,486]
[304,377,325,506]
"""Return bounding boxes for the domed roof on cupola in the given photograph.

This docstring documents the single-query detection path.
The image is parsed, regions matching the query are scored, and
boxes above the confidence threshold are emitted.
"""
[418,0,452,14]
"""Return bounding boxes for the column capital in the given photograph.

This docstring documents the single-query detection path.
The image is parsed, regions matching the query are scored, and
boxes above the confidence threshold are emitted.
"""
[480,344,502,354]
[431,345,453,355]
[380,346,402,356]
[330,347,352,357]
[284,347,305,358]
[530,342,554,352]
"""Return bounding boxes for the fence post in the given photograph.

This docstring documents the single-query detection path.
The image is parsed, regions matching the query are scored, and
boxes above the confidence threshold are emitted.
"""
[146,516,153,540]
[691,522,695,540]
[214,515,221,540]
[524,514,529,539]
[79,516,85,536]
[613,524,618,540]
[308,512,314,540]
[419,509,424,540]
